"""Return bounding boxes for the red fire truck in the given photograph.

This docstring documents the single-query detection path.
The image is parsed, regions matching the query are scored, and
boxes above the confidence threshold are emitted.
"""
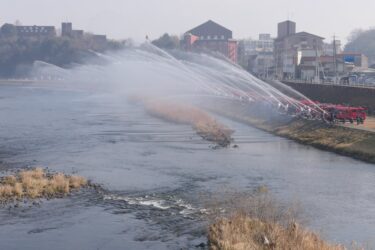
[318,104,367,124]
[297,100,367,124]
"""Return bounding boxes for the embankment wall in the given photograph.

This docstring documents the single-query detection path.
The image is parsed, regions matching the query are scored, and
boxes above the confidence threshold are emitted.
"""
[282,81,375,115]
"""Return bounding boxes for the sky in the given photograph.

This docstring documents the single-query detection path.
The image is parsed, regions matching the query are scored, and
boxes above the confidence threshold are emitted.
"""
[2,0,375,45]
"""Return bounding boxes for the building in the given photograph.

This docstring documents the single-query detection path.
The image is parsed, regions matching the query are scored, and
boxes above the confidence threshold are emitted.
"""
[277,20,296,39]
[274,20,324,80]
[271,20,370,82]
[92,35,107,44]
[61,22,84,38]
[182,20,238,62]
[240,34,274,55]
[250,51,274,78]
[338,52,368,69]
[297,54,345,81]
[4,24,56,38]
[238,34,275,78]
[61,22,72,37]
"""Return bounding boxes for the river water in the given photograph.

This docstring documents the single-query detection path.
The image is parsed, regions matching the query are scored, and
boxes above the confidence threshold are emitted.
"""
[0,82,374,249]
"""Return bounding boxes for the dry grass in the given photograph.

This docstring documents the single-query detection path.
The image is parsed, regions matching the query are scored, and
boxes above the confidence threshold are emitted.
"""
[0,168,88,201]
[206,190,364,250]
[209,214,344,250]
[143,99,234,146]
[205,189,301,229]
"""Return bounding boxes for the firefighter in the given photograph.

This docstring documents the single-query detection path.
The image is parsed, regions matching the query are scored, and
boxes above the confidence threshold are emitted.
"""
[330,110,335,124]
[356,114,361,125]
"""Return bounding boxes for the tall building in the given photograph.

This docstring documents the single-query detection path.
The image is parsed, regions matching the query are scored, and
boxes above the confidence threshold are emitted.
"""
[274,21,324,80]
[182,20,238,63]
[277,20,296,39]
[61,22,84,38]
[61,22,72,37]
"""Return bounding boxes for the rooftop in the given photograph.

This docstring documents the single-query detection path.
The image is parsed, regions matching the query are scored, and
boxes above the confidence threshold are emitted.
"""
[186,20,232,39]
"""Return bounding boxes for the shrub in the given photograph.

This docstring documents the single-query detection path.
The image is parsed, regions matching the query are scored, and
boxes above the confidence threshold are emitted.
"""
[206,190,360,250]
[0,168,88,202]
[209,214,344,250]
[143,99,233,146]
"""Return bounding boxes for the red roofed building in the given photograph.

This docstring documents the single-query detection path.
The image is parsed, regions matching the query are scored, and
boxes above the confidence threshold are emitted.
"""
[182,20,238,63]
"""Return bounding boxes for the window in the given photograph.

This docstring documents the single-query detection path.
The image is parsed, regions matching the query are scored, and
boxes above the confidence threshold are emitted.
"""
[221,35,225,39]
[200,36,204,40]
[207,35,211,40]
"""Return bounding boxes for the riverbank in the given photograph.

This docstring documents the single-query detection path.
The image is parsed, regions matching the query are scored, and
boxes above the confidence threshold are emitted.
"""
[206,189,350,250]
[209,214,344,250]
[207,100,375,164]
[342,116,375,133]
[0,168,88,203]
[0,79,35,84]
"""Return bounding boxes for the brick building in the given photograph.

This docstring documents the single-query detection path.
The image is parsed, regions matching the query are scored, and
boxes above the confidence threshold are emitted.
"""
[182,20,238,63]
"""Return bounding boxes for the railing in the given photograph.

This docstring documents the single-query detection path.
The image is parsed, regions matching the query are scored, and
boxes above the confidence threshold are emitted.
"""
[282,79,375,89]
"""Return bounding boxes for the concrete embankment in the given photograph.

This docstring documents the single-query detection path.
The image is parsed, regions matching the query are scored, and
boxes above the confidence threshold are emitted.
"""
[208,101,375,164]
[281,81,375,115]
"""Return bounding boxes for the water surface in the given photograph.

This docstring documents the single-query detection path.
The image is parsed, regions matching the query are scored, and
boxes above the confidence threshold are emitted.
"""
[0,83,374,249]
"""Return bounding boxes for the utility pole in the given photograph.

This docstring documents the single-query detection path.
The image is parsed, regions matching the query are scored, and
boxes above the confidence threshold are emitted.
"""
[333,35,338,84]
[315,47,320,83]
[314,38,320,84]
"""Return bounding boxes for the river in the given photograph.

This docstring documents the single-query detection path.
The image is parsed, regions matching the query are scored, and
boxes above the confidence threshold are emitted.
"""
[0,82,374,249]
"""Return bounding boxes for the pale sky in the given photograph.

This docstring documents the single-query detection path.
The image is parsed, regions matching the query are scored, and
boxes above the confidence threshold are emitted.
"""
[2,0,375,44]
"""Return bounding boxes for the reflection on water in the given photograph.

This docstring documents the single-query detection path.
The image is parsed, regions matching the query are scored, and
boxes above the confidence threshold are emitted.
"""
[0,83,375,249]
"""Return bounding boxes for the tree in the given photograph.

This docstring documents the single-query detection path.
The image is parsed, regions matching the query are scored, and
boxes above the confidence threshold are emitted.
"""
[152,33,180,50]
[0,23,18,39]
[345,28,375,63]
[0,23,128,77]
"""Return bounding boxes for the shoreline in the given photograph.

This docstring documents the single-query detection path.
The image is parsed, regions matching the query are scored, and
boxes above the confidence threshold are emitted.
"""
[207,101,375,164]
[0,79,36,84]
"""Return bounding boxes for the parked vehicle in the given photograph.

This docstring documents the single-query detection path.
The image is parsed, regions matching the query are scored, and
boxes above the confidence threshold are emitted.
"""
[298,100,367,124]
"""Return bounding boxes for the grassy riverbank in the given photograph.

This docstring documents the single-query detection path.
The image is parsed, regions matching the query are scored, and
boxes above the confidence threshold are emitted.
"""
[209,214,343,250]
[208,101,375,164]
[206,189,349,250]
[0,168,88,202]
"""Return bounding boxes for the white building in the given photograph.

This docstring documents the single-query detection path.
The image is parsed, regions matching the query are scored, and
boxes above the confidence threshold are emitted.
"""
[240,34,274,56]
[238,34,275,78]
